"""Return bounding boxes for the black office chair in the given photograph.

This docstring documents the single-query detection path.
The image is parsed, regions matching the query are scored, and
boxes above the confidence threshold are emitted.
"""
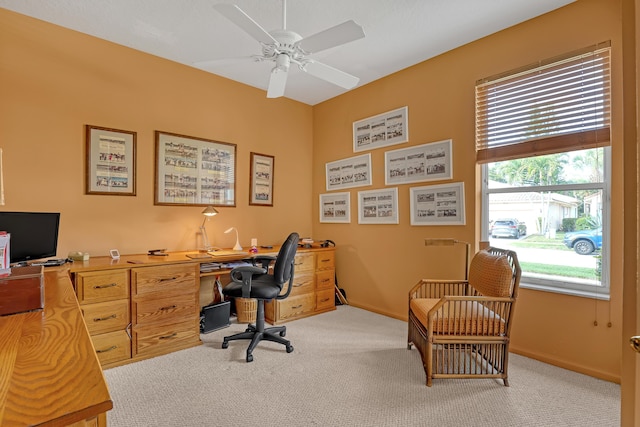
[221,232,299,362]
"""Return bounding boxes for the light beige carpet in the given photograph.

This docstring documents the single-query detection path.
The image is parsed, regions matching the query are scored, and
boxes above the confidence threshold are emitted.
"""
[103,306,620,426]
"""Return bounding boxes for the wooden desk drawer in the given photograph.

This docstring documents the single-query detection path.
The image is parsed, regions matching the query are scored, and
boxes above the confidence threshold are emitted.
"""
[293,253,314,273]
[82,299,130,335]
[316,288,335,311]
[133,263,196,296]
[316,251,335,270]
[315,270,335,290]
[134,293,197,327]
[276,293,315,321]
[282,272,314,297]
[76,269,129,303]
[91,330,131,366]
[134,319,199,357]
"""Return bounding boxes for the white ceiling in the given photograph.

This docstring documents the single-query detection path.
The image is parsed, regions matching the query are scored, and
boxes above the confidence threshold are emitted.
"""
[0,0,575,105]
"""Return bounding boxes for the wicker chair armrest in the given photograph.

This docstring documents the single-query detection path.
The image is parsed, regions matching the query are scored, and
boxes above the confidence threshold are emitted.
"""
[409,279,468,300]
[438,295,514,303]
[425,295,515,337]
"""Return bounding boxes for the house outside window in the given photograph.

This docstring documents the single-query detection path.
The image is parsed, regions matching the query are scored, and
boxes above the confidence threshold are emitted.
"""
[476,43,611,299]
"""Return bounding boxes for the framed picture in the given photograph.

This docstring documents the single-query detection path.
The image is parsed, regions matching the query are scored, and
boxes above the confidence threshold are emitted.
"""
[357,187,399,224]
[325,153,372,191]
[85,125,136,195]
[353,106,408,152]
[154,131,236,206]
[410,182,465,226]
[319,192,351,223]
[249,152,274,206]
[385,139,453,185]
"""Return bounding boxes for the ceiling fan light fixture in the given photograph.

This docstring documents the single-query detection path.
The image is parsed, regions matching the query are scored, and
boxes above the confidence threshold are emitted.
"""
[274,53,291,71]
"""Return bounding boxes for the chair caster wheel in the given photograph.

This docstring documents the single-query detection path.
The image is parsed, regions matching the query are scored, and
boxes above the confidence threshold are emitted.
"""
[246,354,253,363]
[280,331,286,337]
[222,341,229,349]
[286,345,294,353]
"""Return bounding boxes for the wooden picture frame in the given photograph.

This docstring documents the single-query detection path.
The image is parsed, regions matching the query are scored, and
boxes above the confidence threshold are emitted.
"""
[85,125,136,196]
[249,152,274,206]
[154,131,236,206]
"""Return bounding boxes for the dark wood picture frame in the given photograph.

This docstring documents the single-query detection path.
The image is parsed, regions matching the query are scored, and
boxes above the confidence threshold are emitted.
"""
[249,152,274,206]
[85,125,137,196]
[154,131,237,207]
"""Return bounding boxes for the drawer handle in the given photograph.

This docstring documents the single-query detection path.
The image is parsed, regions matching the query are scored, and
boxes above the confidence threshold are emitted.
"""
[293,283,304,287]
[96,345,117,354]
[159,332,178,340]
[93,314,117,322]
[160,304,177,311]
[320,279,330,284]
[291,304,303,309]
[294,261,304,266]
[320,298,331,303]
[320,259,331,263]
[94,283,117,289]
[159,277,178,282]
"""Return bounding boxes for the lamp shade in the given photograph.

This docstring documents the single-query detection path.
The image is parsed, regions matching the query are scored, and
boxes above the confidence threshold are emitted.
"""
[202,206,218,216]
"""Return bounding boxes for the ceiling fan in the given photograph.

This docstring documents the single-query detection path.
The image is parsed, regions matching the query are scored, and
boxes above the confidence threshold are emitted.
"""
[206,0,365,98]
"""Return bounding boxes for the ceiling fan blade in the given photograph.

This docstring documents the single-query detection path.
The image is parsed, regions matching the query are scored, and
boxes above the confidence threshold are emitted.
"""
[213,4,278,45]
[303,60,359,89]
[267,67,288,98]
[193,56,255,68]
[297,20,365,54]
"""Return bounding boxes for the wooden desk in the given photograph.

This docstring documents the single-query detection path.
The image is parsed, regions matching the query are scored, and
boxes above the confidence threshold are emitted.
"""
[0,269,112,426]
[64,246,335,369]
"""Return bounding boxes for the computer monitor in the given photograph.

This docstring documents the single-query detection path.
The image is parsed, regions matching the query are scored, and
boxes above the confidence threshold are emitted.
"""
[0,211,60,264]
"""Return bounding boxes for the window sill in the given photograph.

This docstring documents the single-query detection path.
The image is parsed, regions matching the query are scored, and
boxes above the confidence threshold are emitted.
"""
[520,280,610,301]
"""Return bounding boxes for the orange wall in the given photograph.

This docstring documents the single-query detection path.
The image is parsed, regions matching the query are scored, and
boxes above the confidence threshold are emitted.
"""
[313,0,623,382]
[0,8,314,256]
[0,0,624,382]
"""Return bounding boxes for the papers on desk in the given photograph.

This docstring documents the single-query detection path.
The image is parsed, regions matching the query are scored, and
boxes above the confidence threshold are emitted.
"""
[207,250,249,257]
[199,260,252,273]
[200,262,222,273]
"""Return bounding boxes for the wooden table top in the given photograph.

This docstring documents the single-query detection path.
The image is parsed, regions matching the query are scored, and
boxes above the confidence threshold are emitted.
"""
[0,269,112,426]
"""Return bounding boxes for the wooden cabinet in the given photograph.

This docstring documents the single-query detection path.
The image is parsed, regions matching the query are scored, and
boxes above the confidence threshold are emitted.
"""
[131,263,200,359]
[75,268,131,367]
[265,248,336,324]
[73,261,200,368]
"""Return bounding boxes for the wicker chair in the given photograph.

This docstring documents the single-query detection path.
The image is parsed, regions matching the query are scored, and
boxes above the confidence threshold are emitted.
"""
[407,247,521,386]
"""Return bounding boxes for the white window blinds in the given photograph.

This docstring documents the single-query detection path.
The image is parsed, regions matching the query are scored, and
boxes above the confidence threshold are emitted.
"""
[475,42,611,163]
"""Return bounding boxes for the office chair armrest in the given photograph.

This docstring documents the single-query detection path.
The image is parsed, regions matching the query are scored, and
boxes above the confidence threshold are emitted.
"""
[230,265,268,298]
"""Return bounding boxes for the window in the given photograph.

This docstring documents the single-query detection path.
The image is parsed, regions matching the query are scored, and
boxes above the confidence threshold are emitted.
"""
[476,43,611,299]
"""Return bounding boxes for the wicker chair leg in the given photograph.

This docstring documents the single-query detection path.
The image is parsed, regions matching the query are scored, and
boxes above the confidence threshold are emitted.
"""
[426,341,433,387]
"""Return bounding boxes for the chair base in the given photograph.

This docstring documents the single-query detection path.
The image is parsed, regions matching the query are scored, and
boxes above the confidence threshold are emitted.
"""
[222,300,294,362]
[408,310,510,387]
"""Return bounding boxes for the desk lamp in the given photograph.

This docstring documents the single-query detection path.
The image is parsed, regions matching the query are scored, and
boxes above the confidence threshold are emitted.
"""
[224,227,242,251]
[200,206,218,251]
[424,238,470,280]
